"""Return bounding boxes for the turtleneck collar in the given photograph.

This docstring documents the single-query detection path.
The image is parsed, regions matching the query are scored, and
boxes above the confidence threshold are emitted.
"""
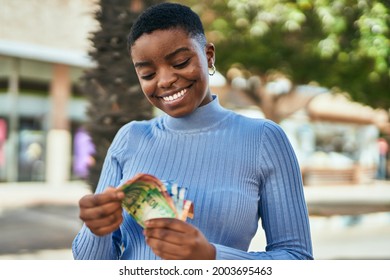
[162,95,231,132]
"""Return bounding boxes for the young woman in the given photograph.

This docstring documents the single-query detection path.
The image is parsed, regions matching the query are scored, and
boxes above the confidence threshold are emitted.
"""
[72,2,313,260]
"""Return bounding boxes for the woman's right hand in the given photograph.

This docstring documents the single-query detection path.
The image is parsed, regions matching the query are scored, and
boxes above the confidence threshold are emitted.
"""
[79,187,125,236]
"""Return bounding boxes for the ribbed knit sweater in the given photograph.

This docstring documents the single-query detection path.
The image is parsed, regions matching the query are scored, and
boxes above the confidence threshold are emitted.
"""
[72,96,313,260]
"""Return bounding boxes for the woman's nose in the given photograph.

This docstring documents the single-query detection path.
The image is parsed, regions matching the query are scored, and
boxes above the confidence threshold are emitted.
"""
[157,68,177,88]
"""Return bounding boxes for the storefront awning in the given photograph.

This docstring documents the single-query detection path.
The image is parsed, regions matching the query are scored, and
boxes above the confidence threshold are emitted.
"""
[0,39,95,68]
[307,93,389,131]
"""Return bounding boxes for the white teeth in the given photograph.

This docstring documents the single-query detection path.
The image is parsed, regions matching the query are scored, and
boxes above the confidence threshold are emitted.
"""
[162,89,186,102]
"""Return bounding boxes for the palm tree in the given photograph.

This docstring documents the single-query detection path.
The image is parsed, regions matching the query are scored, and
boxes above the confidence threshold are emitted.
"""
[82,0,163,192]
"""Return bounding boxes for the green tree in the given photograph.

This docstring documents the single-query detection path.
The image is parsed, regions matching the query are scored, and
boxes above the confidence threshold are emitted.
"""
[82,0,163,192]
[186,0,390,109]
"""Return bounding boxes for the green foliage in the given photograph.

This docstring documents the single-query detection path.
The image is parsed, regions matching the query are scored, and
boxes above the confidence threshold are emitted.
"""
[184,0,390,109]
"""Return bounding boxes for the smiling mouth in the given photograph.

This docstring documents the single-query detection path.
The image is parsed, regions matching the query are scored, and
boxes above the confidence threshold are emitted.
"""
[161,88,188,102]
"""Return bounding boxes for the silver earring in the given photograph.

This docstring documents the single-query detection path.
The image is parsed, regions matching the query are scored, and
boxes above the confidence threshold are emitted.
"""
[209,64,216,76]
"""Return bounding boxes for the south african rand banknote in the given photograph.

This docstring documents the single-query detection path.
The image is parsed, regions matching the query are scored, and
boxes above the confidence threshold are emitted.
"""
[119,173,193,227]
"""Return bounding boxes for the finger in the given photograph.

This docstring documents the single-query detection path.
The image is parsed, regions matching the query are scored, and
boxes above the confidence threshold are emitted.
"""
[144,218,188,232]
[143,227,186,246]
[146,235,188,258]
[89,219,122,236]
[79,187,123,208]
[86,211,123,236]
[79,201,123,221]
[85,209,123,229]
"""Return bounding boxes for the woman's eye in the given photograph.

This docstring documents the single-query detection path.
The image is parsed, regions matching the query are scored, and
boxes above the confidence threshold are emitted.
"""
[140,73,155,80]
[174,58,190,68]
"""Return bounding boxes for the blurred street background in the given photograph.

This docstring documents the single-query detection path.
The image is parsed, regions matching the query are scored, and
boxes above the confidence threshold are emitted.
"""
[0,0,389,260]
[0,180,389,260]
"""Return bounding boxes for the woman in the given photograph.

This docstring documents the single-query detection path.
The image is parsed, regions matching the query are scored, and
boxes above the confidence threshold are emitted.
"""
[72,2,313,260]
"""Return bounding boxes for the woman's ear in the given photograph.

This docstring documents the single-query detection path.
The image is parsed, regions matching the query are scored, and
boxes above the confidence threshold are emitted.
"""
[205,43,216,68]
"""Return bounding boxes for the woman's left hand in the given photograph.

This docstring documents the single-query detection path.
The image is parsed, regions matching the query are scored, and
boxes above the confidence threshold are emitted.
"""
[143,218,216,260]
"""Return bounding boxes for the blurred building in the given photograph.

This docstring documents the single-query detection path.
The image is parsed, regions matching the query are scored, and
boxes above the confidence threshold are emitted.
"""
[0,0,98,184]
[220,71,390,185]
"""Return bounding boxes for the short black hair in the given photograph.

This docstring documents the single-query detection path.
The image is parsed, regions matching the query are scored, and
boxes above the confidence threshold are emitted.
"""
[128,2,206,51]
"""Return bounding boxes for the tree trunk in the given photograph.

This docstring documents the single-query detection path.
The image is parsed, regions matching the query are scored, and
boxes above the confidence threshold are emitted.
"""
[82,0,163,192]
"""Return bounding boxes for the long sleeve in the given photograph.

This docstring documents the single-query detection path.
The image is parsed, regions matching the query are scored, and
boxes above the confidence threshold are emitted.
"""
[72,125,130,260]
[213,121,313,260]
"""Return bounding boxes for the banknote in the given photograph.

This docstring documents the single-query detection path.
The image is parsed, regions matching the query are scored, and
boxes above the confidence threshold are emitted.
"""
[119,173,193,227]
[163,180,194,220]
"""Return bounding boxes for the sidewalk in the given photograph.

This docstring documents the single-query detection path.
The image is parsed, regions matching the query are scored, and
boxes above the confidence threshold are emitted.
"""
[0,180,91,260]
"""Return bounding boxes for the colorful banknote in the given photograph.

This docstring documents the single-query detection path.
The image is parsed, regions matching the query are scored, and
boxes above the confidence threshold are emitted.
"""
[119,173,193,227]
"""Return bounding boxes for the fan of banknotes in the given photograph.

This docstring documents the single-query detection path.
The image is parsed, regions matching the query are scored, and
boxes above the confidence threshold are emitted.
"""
[119,173,194,228]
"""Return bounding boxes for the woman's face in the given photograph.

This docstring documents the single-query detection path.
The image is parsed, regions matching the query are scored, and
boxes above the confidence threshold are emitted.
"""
[130,28,215,118]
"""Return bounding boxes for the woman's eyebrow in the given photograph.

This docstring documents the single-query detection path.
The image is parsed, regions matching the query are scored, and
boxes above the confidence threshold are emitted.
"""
[134,61,152,69]
[165,47,191,60]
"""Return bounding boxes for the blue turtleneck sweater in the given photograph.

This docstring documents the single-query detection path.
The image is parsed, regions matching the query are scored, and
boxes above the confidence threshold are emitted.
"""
[72,96,313,260]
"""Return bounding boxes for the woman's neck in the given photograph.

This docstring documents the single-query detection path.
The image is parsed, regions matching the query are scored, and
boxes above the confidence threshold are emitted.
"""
[163,95,230,132]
